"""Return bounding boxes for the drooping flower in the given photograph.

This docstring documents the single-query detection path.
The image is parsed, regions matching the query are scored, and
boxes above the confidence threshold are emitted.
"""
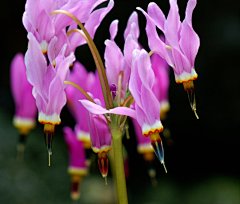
[25,32,75,164]
[11,53,37,134]
[87,97,112,180]
[63,126,87,200]
[10,53,37,158]
[137,0,200,117]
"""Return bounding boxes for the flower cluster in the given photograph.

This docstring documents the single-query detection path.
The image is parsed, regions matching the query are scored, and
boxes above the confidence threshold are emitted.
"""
[10,0,200,203]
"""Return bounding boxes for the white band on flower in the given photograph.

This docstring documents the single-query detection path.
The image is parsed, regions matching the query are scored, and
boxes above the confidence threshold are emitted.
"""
[13,116,36,129]
[142,120,163,137]
[38,112,61,125]
[174,68,198,83]
[77,130,90,142]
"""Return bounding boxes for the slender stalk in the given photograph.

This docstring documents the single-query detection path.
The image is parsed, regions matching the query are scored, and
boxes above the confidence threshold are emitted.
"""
[111,128,128,204]
[117,71,123,107]
[51,10,113,109]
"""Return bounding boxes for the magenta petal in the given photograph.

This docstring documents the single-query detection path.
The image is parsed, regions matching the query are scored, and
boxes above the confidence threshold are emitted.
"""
[109,107,136,119]
[38,9,55,42]
[137,50,155,89]
[164,0,181,49]
[147,2,166,31]
[10,53,37,119]
[80,100,136,119]
[47,37,58,65]
[25,0,44,32]
[129,49,142,108]
[172,48,192,74]
[109,20,119,41]
[88,114,111,151]
[179,23,200,68]
[10,53,26,107]
[25,32,47,99]
[137,7,166,58]
[179,0,200,67]
[46,53,75,116]
[141,84,160,125]
[80,100,109,115]
[105,40,124,86]
[184,0,197,26]
[63,126,86,169]
[123,34,140,67]
[124,11,139,40]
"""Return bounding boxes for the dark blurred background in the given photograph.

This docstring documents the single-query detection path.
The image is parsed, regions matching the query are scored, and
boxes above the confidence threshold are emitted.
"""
[0,0,239,203]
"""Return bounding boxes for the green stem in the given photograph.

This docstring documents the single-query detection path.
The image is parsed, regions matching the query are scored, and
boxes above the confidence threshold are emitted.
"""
[110,117,128,204]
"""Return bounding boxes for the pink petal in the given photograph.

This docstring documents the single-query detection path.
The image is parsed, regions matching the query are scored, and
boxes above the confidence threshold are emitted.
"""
[179,0,200,67]
[147,2,166,32]
[105,40,124,86]
[110,20,119,41]
[123,34,140,67]
[172,48,192,74]
[137,7,166,58]
[137,49,155,89]
[25,32,47,99]
[124,11,139,40]
[140,84,160,125]
[164,0,181,50]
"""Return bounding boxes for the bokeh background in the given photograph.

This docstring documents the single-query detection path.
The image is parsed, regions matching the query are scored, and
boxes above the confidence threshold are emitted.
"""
[0,0,239,203]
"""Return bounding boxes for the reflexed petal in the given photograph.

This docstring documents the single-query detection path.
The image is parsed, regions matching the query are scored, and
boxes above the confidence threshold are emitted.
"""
[110,20,119,41]
[124,11,139,40]
[147,2,166,31]
[38,9,55,42]
[123,34,140,67]
[165,0,181,49]
[25,32,47,99]
[80,100,136,119]
[184,0,197,26]
[141,85,160,125]
[137,50,155,89]
[105,40,124,86]
[172,48,192,74]
[80,100,109,115]
[137,7,166,58]
[180,0,199,67]
[47,37,58,65]
[10,53,26,106]
[25,0,44,32]
[179,23,200,67]
[129,49,142,107]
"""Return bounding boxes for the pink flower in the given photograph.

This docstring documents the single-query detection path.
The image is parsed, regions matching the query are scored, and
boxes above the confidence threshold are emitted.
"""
[10,53,37,134]
[129,49,163,137]
[63,126,87,200]
[137,0,200,83]
[63,126,87,175]
[25,32,75,125]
